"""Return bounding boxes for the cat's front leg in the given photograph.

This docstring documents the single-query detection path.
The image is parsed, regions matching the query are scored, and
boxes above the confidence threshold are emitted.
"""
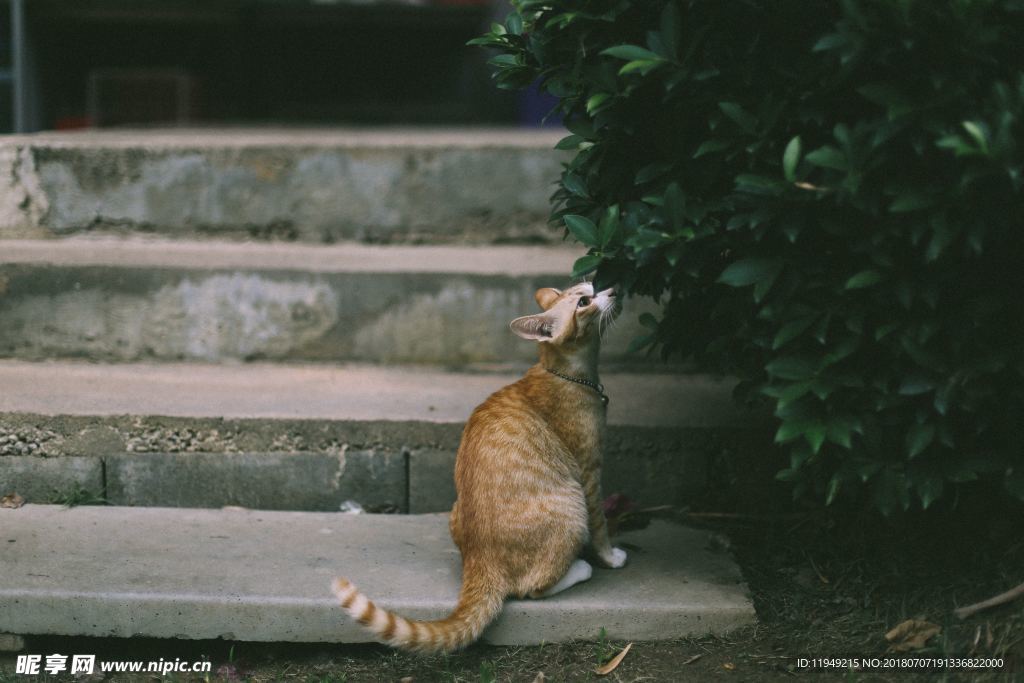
[583,464,628,569]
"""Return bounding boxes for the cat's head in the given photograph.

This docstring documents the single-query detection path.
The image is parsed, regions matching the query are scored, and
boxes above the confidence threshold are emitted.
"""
[509,283,619,345]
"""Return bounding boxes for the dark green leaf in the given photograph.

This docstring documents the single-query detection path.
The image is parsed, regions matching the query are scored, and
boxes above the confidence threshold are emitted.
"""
[618,59,663,76]
[775,468,801,482]
[890,193,935,212]
[600,44,663,61]
[824,335,860,366]
[906,423,935,459]
[562,174,589,197]
[962,121,989,153]
[505,12,523,35]
[765,356,818,381]
[693,139,732,158]
[753,270,780,302]
[858,461,883,482]
[572,254,602,278]
[936,134,981,157]
[772,316,816,350]
[917,477,944,510]
[845,270,882,289]
[627,227,669,250]
[718,102,757,133]
[874,322,900,341]
[1005,469,1024,500]
[782,135,802,182]
[812,33,849,52]
[717,259,781,287]
[466,35,506,47]
[735,174,784,195]
[598,205,619,247]
[805,146,848,171]
[659,3,680,60]
[826,414,859,449]
[488,54,518,67]
[806,423,827,454]
[825,474,842,505]
[899,376,933,396]
[635,162,672,185]
[775,380,814,409]
[775,417,814,444]
[586,93,612,114]
[564,215,598,246]
[555,134,583,150]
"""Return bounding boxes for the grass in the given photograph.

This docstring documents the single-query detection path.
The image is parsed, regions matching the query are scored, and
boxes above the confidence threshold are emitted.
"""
[592,627,612,670]
[47,485,107,507]
[478,659,497,683]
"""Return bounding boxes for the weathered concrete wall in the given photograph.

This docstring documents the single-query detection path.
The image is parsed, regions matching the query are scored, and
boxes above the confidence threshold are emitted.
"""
[0,455,102,502]
[0,129,567,243]
[0,414,772,511]
[104,450,406,512]
[0,146,48,238]
[0,262,661,365]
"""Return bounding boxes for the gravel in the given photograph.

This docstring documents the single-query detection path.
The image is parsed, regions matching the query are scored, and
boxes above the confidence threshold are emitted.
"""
[124,427,241,453]
[0,426,57,456]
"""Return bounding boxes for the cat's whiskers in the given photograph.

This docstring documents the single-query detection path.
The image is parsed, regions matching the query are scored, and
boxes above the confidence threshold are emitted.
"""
[597,300,618,338]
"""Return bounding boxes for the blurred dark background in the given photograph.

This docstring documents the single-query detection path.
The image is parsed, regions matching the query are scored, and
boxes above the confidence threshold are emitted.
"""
[0,0,553,133]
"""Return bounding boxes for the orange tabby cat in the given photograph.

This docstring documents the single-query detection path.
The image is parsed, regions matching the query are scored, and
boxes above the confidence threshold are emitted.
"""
[333,282,626,653]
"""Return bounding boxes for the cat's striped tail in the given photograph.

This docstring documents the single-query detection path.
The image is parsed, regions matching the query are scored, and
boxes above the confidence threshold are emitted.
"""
[331,564,505,653]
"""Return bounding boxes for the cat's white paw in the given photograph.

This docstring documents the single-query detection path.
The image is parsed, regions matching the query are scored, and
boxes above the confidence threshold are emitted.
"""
[540,559,594,597]
[602,547,628,569]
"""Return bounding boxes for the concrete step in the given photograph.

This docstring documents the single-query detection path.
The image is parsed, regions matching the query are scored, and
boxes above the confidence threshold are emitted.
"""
[0,505,755,644]
[0,360,760,512]
[0,128,566,244]
[0,237,665,366]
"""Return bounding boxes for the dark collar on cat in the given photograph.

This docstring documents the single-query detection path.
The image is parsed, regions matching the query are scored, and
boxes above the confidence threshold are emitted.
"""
[545,368,609,406]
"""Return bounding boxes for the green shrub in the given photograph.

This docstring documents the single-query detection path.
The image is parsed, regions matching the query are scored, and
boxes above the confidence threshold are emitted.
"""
[474,0,1024,513]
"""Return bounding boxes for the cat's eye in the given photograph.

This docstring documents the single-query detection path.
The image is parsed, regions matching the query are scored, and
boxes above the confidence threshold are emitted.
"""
[578,296,591,308]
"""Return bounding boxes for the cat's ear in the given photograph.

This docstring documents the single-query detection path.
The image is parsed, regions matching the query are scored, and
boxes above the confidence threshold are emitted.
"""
[535,288,562,310]
[510,314,556,341]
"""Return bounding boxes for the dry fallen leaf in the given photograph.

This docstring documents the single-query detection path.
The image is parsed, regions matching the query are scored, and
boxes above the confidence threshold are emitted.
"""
[531,673,546,683]
[885,619,941,652]
[1,493,25,509]
[399,677,414,683]
[723,662,736,670]
[594,642,632,676]
[683,654,703,665]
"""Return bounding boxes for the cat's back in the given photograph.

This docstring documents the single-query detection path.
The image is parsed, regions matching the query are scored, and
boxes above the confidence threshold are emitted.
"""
[464,375,544,437]
[457,371,567,459]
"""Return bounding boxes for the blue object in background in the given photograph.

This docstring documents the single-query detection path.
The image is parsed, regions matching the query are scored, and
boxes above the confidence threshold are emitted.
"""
[519,80,563,127]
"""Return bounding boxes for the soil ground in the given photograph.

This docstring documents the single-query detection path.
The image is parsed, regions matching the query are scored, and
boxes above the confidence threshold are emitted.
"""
[2,450,1022,682]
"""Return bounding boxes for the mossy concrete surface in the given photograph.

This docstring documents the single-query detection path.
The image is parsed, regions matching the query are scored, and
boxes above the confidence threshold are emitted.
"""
[0,506,755,644]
